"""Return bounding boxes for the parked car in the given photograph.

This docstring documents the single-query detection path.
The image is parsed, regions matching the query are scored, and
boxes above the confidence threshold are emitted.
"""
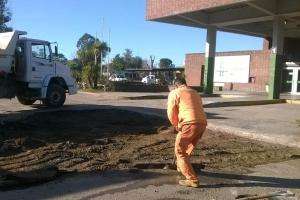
[109,74,128,82]
[141,75,159,85]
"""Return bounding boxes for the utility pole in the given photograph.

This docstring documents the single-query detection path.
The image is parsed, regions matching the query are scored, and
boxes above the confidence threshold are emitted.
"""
[100,17,105,40]
[107,28,111,76]
[100,51,103,77]
[99,17,105,77]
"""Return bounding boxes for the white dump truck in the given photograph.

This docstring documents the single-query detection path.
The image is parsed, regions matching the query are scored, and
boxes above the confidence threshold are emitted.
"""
[0,31,77,107]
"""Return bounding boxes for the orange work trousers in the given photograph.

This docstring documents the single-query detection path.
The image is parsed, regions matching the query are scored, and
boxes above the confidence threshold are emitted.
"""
[175,123,206,181]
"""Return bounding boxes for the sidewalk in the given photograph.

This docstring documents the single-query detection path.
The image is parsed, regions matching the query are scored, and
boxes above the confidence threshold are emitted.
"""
[206,103,300,148]
[1,160,299,200]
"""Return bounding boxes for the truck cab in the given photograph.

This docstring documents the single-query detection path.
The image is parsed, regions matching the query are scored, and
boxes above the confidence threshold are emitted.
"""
[0,31,77,107]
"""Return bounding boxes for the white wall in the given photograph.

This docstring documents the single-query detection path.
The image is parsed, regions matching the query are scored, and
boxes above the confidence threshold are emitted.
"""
[214,55,250,83]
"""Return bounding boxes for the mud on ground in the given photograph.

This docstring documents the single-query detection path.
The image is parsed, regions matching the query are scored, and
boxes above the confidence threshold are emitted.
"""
[0,109,299,189]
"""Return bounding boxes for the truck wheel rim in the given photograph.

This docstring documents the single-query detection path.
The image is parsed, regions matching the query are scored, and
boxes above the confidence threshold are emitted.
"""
[51,91,61,103]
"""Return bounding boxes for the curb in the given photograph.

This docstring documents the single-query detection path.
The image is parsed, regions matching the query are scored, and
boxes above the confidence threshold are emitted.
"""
[286,99,300,105]
[220,94,247,98]
[204,99,286,108]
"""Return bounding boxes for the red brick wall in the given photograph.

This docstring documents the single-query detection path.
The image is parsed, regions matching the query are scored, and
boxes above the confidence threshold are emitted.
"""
[185,50,271,92]
[146,0,249,20]
[185,53,205,86]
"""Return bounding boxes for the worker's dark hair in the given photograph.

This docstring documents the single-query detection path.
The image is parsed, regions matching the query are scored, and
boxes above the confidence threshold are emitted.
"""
[174,78,187,86]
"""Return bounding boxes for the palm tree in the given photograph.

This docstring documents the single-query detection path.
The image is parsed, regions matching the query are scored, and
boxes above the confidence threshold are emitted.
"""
[77,34,110,88]
[93,40,110,76]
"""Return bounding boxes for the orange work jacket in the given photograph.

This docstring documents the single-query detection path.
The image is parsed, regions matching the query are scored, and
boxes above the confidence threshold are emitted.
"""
[167,85,207,130]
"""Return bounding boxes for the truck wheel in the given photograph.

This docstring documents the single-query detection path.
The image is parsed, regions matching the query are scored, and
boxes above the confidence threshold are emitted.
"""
[44,84,66,107]
[17,96,36,105]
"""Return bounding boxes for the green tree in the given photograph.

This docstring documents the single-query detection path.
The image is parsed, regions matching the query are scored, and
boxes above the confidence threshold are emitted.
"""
[77,34,110,67]
[0,0,12,32]
[76,33,110,88]
[111,54,125,72]
[159,58,174,69]
[123,49,133,69]
[82,63,100,88]
[67,59,82,83]
[76,33,96,50]
[93,40,110,75]
[54,53,68,64]
[111,49,143,72]
[82,64,92,87]
[133,56,143,69]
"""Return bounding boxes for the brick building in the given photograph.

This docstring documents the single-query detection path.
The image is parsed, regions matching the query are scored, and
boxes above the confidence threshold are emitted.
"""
[185,40,271,92]
[185,37,300,93]
[146,0,300,98]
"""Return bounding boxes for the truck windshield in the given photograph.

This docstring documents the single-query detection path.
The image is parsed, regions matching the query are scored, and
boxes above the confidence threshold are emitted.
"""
[31,44,52,60]
[32,44,46,59]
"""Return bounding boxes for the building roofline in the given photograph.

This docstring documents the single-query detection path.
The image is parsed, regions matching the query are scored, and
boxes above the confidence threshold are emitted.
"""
[146,0,252,21]
[186,49,270,56]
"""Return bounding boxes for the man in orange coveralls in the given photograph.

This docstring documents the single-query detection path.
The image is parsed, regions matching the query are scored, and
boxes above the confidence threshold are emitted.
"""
[167,78,207,188]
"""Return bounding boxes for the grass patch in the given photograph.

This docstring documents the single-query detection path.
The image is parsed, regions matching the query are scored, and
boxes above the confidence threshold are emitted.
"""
[297,120,300,127]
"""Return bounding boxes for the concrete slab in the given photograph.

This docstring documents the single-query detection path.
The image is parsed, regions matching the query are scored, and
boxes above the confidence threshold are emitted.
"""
[206,104,300,148]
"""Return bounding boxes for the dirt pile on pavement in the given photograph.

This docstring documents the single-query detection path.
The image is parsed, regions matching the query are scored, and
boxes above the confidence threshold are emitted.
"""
[0,109,299,189]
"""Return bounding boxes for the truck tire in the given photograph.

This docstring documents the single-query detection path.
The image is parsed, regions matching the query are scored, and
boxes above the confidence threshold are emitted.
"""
[44,84,66,107]
[17,96,36,105]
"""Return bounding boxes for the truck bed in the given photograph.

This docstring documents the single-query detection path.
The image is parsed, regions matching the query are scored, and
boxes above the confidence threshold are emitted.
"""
[0,31,27,74]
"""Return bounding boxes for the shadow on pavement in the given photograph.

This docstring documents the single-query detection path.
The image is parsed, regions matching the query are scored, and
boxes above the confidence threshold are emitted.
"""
[122,95,168,100]
[0,103,228,122]
[0,169,168,199]
[201,171,300,189]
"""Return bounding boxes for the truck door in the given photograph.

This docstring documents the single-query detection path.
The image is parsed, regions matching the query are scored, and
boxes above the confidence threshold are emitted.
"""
[30,43,54,85]
[15,42,27,82]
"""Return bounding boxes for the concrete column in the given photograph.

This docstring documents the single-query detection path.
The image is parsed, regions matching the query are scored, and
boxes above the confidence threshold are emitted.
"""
[204,26,217,94]
[269,17,284,99]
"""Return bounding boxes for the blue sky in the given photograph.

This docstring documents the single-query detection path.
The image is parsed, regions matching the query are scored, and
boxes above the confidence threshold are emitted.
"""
[8,0,263,66]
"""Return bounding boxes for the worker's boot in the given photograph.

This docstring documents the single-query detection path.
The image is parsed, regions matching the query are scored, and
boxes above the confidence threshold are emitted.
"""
[178,179,200,188]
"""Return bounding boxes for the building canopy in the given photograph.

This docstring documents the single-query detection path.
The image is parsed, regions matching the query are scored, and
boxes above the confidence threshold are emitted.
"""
[147,0,300,38]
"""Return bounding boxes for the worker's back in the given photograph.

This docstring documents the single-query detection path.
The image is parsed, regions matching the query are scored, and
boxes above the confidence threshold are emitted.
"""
[168,85,207,128]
